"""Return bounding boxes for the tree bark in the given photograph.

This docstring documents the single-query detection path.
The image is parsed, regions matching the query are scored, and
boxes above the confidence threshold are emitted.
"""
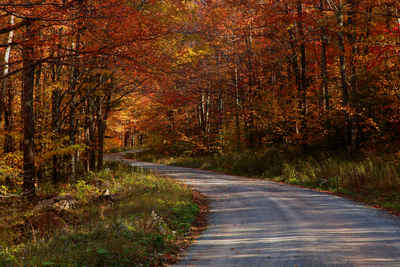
[288,35,301,135]
[1,15,14,121]
[3,15,15,153]
[234,58,241,151]
[88,99,97,171]
[336,1,351,150]
[51,87,62,183]
[347,0,359,153]
[297,0,307,141]
[97,117,105,170]
[97,90,111,170]
[244,26,257,149]
[69,33,81,180]
[22,20,36,196]
[4,80,14,153]
[50,37,63,183]
[319,0,329,112]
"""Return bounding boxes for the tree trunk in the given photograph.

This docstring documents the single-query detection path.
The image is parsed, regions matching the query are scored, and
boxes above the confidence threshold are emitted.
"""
[3,15,15,153]
[4,79,14,153]
[124,130,130,148]
[347,0,359,153]
[22,20,36,196]
[96,87,109,171]
[34,61,44,181]
[234,59,241,151]
[244,27,257,149]
[84,125,91,173]
[69,33,81,180]
[288,34,301,136]
[319,0,329,112]
[88,111,97,171]
[0,15,14,124]
[51,88,61,183]
[336,1,351,150]
[297,0,307,142]
[97,90,111,170]
[97,118,105,170]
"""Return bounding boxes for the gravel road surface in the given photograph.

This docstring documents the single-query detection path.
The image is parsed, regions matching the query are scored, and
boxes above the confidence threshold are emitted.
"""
[109,154,400,266]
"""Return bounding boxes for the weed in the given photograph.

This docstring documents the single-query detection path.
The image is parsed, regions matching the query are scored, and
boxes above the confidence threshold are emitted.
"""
[0,161,199,266]
[135,148,400,214]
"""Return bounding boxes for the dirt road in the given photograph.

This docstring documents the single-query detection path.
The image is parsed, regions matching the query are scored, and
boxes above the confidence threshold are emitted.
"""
[113,155,400,266]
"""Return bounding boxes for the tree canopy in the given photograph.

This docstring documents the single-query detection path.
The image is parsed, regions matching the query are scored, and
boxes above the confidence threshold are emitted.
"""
[1,0,400,195]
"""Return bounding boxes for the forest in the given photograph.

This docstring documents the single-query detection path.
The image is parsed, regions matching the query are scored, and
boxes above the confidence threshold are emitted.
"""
[1,0,400,265]
[0,0,399,196]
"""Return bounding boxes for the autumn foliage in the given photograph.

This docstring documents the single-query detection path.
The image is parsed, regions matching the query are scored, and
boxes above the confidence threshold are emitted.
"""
[117,0,400,156]
[1,0,400,194]
[0,0,186,194]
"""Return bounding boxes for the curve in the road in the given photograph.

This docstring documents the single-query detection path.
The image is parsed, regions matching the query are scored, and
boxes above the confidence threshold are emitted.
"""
[123,159,400,267]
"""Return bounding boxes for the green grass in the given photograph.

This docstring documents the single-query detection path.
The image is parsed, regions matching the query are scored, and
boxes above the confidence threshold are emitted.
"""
[132,148,400,214]
[0,161,199,266]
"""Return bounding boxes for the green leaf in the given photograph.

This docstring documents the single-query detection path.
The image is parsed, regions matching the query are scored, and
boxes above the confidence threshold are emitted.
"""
[42,261,56,266]
[96,248,110,255]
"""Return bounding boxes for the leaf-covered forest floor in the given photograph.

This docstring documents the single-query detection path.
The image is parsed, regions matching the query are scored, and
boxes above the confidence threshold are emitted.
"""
[0,161,208,266]
[128,147,400,217]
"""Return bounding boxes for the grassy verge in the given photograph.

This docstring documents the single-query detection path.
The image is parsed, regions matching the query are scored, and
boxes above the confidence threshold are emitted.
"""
[130,148,400,215]
[0,161,203,266]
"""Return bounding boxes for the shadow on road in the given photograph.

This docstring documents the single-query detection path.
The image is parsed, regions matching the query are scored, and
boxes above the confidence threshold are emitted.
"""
[106,153,400,267]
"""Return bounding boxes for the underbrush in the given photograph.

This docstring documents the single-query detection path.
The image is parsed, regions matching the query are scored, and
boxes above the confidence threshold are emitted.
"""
[133,148,400,214]
[0,161,199,266]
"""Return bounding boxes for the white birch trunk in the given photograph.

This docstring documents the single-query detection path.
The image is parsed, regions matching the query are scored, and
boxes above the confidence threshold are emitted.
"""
[1,15,15,114]
[3,15,15,77]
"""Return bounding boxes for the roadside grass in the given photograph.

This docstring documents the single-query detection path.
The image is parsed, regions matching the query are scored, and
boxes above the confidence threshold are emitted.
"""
[131,148,400,215]
[0,161,200,266]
